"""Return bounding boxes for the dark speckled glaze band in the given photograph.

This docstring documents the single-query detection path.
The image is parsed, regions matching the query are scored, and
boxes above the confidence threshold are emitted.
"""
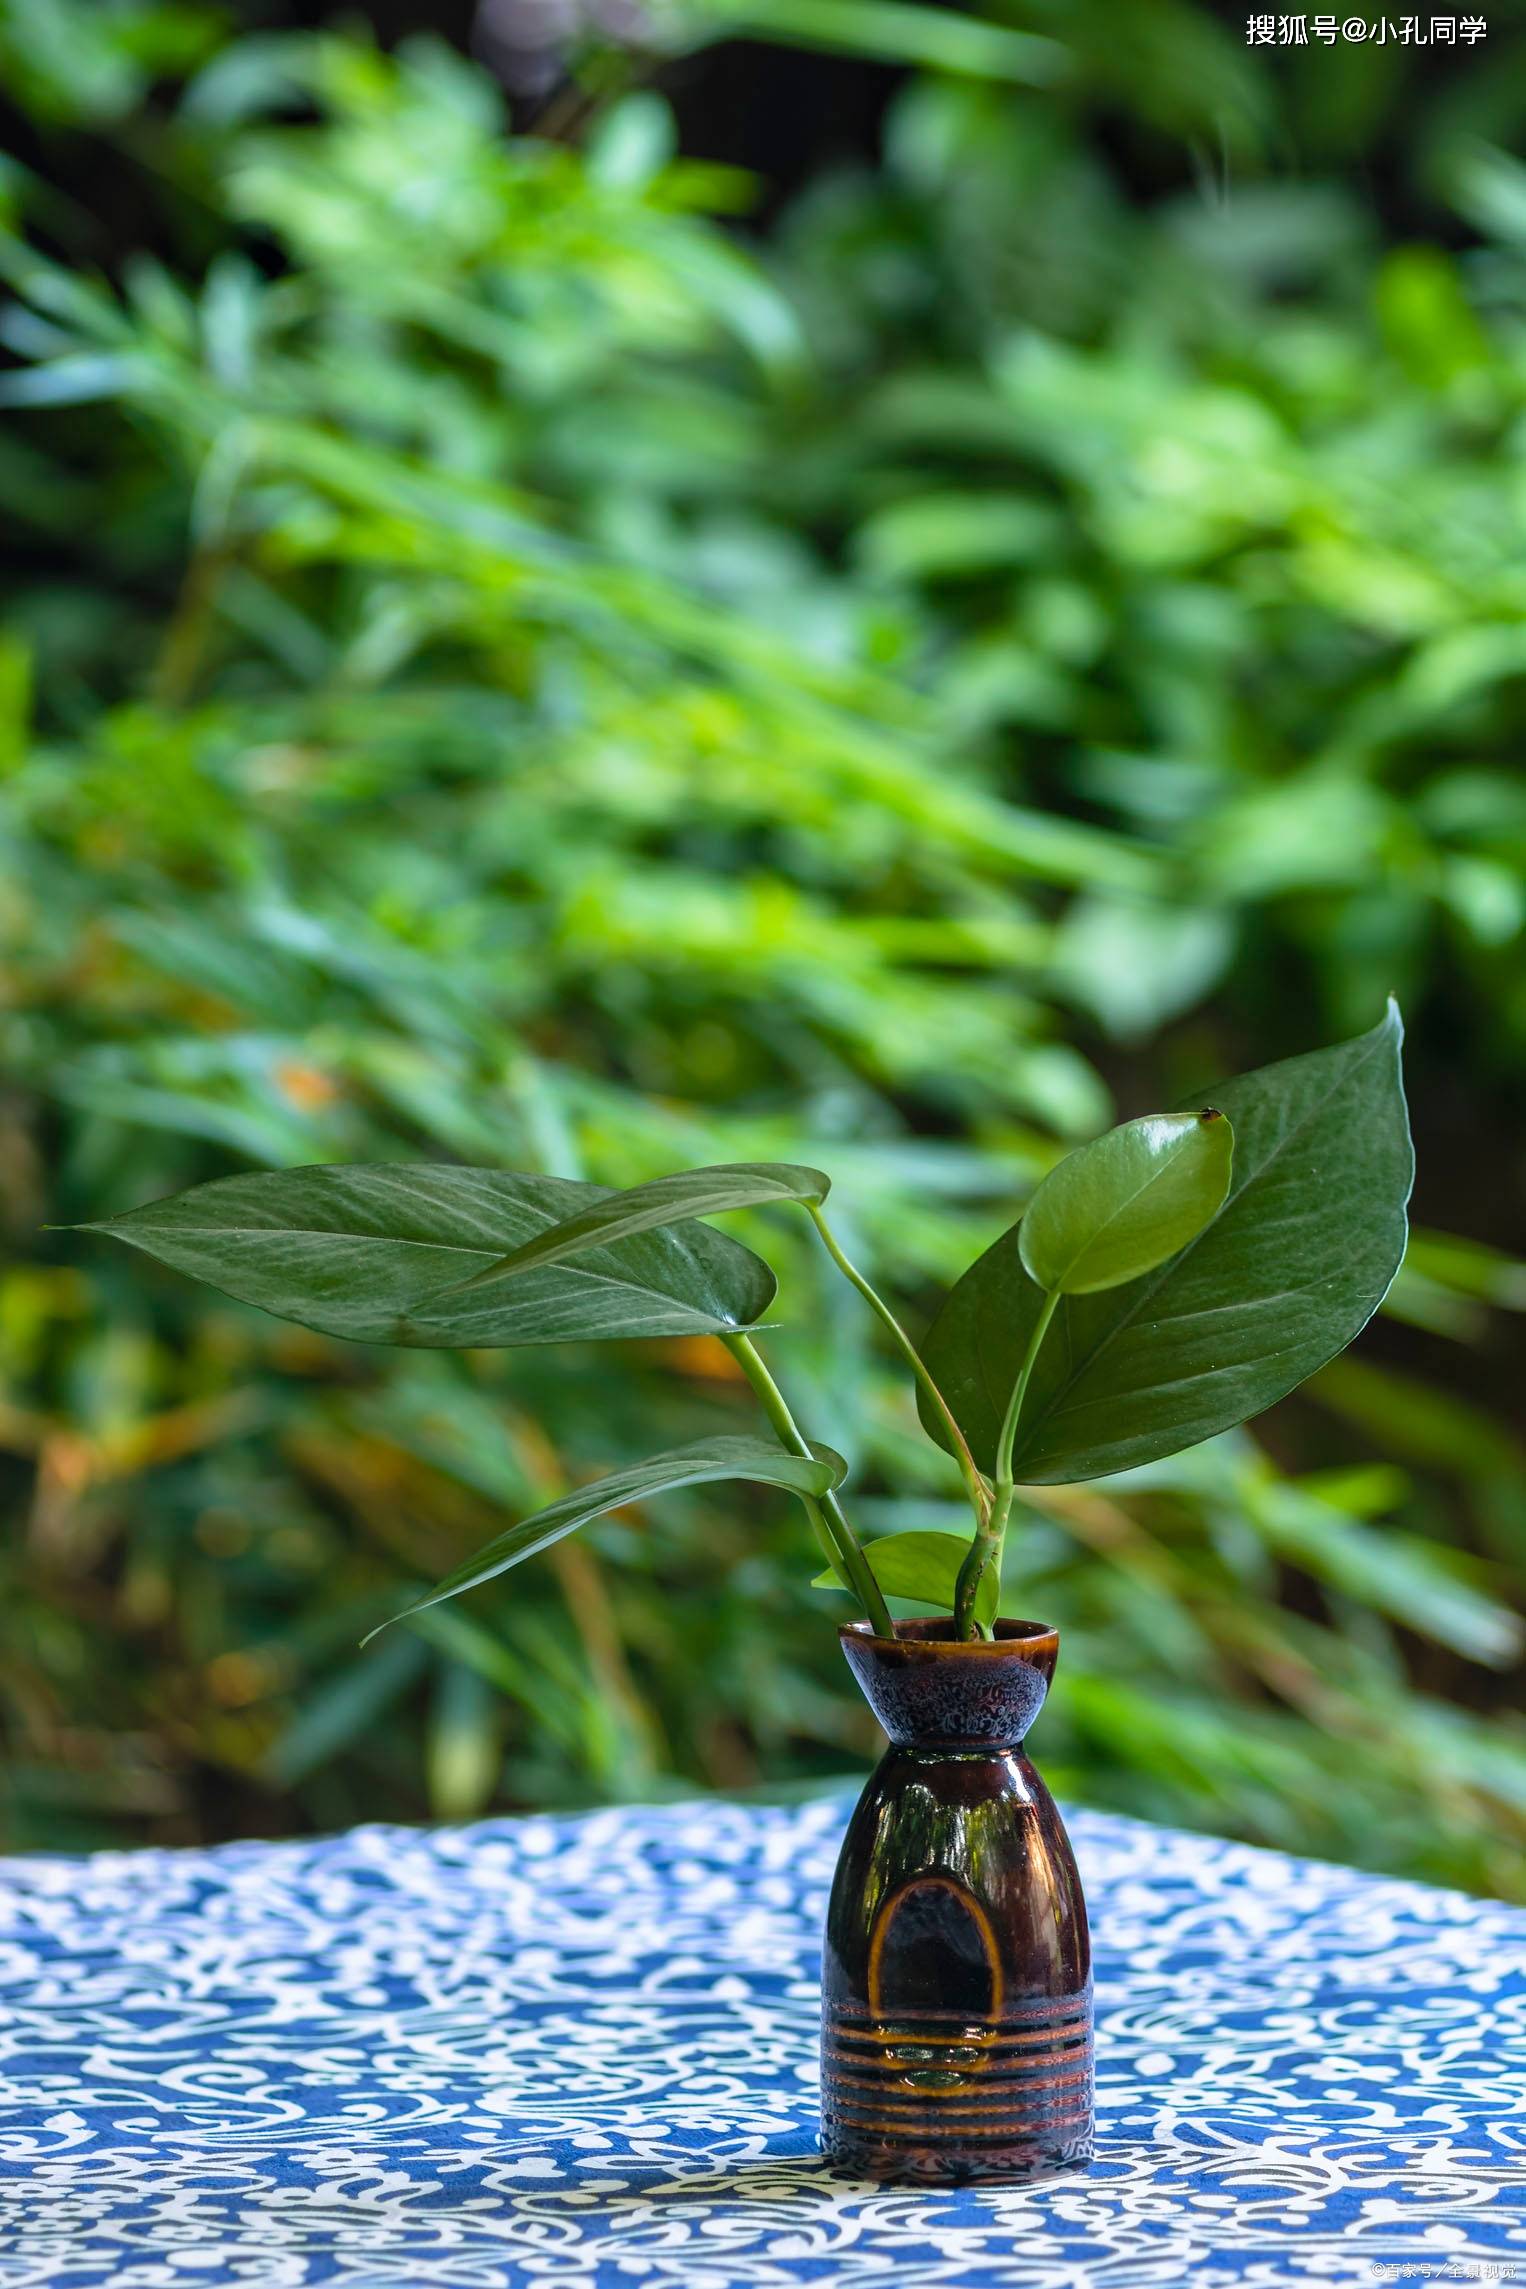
[821,1618,1093,2184]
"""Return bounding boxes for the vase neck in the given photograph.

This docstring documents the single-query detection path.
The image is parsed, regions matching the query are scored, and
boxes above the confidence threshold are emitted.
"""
[839,1618,1059,1750]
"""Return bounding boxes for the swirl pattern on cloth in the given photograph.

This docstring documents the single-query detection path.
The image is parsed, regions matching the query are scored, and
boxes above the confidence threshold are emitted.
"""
[0,1796,1523,2286]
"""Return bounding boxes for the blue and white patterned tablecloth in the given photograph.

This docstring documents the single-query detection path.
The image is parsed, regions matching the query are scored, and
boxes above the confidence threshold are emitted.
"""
[1,1795,1523,2287]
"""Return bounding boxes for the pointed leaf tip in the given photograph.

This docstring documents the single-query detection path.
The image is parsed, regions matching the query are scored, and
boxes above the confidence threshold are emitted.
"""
[365,1433,847,1640]
[78,1164,778,1347]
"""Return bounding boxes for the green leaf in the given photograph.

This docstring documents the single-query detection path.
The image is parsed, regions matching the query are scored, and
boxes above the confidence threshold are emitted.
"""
[80,1165,777,1347]
[440,1161,828,1296]
[371,1435,847,1637]
[1248,1479,1521,1671]
[676,0,1067,85]
[1019,1108,1234,1294]
[813,1526,1000,1627]
[920,1005,1412,1483]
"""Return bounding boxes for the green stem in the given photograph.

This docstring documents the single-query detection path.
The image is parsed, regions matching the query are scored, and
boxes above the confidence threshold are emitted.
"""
[800,1492,849,1581]
[994,1287,1062,1484]
[724,1332,896,1640]
[806,1204,990,1532]
[952,1286,1062,1639]
[952,1481,1015,1643]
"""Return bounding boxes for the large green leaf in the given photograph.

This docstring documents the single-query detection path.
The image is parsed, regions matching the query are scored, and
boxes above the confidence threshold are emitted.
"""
[813,1527,1000,1627]
[441,1161,829,1296]
[920,1005,1412,1482]
[1019,1109,1233,1294]
[81,1165,777,1347]
[370,1435,848,1636]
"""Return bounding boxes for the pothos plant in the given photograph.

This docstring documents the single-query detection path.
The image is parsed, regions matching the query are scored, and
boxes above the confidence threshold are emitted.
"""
[81,1008,1413,1646]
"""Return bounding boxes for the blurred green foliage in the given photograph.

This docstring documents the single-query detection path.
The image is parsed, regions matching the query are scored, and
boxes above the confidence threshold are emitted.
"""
[0,0,1523,1892]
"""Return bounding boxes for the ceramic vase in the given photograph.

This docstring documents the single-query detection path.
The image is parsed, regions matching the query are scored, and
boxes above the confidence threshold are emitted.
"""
[820,1617,1093,2182]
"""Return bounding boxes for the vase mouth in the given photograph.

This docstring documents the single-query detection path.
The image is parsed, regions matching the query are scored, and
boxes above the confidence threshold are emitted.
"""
[841,1616,1059,1657]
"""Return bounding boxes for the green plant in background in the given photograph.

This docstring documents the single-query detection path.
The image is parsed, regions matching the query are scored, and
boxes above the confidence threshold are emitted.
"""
[0,2,1523,1890]
[83,1008,1409,1654]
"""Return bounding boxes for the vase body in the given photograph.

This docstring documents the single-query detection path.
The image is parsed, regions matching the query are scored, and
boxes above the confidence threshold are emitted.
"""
[820,1617,1093,2183]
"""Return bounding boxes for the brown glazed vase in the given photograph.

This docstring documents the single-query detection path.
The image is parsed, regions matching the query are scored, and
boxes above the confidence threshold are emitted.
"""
[820,1617,1093,2183]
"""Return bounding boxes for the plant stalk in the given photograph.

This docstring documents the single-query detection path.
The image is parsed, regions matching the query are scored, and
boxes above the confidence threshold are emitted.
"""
[725,1331,895,1639]
[952,1286,1062,1639]
[806,1204,991,1532]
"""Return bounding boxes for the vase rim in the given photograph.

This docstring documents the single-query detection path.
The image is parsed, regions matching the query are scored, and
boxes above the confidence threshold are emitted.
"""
[840,1616,1059,1657]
